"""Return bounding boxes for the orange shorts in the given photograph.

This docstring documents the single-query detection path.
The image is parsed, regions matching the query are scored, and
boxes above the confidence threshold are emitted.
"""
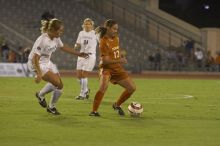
[99,67,129,84]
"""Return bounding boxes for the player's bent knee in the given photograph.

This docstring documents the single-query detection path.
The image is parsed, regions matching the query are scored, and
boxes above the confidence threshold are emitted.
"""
[55,88,63,94]
[53,81,63,90]
[57,83,63,90]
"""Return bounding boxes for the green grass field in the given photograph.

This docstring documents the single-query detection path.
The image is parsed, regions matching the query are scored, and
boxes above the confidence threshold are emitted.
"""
[0,77,220,146]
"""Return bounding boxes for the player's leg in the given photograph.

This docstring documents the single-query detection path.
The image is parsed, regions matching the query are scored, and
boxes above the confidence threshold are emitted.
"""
[28,62,52,108]
[42,71,63,115]
[76,57,86,99]
[80,70,90,98]
[116,77,136,105]
[76,56,95,99]
[76,70,89,99]
[89,71,110,116]
[81,56,96,99]
[35,82,55,108]
[36,82,56,105]
[76,69,83,99]
[113,77,136,115]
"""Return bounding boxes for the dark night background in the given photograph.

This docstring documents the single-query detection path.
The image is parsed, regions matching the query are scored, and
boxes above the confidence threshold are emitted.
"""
[159,0,220,28]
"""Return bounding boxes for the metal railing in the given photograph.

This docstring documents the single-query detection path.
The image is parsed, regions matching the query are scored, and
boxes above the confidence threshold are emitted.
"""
[0,22,34,46]
[85,0,202,49]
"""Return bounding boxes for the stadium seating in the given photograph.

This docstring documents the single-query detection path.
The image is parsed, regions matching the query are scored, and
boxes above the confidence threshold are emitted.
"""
[0,0,190,71]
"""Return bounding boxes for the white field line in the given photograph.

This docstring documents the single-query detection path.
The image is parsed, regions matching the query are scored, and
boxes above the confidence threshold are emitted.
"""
[0,94,194,100]
[102,94,216,107]
[143,94,194,100]
[0,95,216,107]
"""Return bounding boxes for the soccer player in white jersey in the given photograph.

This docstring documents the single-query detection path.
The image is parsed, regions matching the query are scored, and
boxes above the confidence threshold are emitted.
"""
[74,18,98,100]
[27,18,88,115]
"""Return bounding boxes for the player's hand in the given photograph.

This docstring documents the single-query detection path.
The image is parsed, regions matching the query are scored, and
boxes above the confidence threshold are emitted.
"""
[79,52,89,59]
[35,74,42,84]
[120,58,127,64]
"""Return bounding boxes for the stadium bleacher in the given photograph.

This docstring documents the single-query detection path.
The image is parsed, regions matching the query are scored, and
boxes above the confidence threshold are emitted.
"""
[0,0,207,72]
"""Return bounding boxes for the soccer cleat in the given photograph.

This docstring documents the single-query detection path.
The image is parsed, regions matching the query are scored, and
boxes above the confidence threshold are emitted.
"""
[89,111,101,117]
[75,95,86,100]
[112,103,125,116]
[35,92,47,108]
[85,89,90,99]
[46,107,61,115]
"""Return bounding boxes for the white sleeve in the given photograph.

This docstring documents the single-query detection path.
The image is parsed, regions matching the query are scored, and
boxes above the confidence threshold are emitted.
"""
[57,38,64,48]
[33,38,44,56]
[76,32,82,44]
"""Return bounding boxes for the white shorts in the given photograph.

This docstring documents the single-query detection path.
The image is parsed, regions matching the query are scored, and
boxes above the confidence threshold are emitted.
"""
[27,60,59,76]
[76,54,96,71]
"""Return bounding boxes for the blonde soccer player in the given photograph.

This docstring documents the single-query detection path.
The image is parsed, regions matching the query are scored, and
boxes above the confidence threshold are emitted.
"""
[28,18,88,115]
[73,18,98,100]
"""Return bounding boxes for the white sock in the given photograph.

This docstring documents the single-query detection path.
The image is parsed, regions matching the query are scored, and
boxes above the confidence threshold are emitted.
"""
[80,78,88,97]
[78,78,82,96]
[39,83,56,99]
[49,89,62,108]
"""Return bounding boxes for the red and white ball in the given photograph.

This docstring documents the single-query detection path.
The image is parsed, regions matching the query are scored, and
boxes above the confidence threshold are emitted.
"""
[128,102,143,117]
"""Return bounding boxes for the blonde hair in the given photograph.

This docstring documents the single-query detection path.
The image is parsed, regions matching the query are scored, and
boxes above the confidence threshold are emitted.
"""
[40,18,63,33]
[82,18,94,30]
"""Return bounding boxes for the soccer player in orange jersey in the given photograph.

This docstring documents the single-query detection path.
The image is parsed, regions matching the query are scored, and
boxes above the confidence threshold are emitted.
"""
[89,19,136,116]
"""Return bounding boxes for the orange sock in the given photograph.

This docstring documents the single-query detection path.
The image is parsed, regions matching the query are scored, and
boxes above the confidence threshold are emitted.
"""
[116,90,133,106]
[93,91,104,112]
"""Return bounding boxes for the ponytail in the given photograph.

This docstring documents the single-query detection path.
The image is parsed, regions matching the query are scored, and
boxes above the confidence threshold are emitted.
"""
[95,26,107,38]
[40,18,63,34]
[40,20,49,33]
[95,19,117,38]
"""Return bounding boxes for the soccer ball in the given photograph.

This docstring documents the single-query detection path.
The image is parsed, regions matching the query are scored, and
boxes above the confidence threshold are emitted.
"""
[128,102,143,117]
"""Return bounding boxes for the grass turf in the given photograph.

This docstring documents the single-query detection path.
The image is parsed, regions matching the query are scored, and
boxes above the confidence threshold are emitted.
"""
[0,77,220,146]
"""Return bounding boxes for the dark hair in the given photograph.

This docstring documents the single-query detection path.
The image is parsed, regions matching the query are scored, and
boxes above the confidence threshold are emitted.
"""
[95,19,117,38]
[41,11,55,21]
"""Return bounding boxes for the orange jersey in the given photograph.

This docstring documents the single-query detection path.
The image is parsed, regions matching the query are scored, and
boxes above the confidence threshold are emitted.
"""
[99,36,128,84]
[99,36,122,70]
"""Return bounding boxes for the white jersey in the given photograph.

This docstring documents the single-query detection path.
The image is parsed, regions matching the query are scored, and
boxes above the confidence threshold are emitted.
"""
[76,30,98,54]
[28,33,63,64]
